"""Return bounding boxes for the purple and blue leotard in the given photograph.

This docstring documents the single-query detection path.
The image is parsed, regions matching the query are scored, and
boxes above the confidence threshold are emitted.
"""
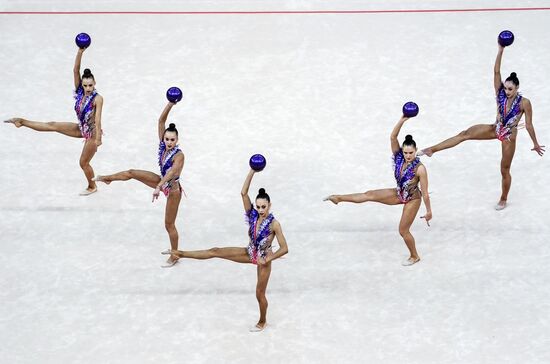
[393,149,422,203]
[158,141,182,196]
[495,85,523,141]
[246,209,275,264]
[74,85,98,140]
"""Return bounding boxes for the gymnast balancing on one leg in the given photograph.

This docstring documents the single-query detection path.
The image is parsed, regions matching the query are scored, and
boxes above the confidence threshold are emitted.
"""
[94,100,185,267]
[417,39,545,210]
[165,167,289,332]
[324,114,432,266]
[4,45,104,196]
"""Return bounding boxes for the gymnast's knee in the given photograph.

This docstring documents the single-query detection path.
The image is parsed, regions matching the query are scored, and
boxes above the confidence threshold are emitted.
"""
[165,220,177,232]
[79,159,89,169]
[256,288,267,301]
[458,129,470,140]
[208,247,220,257]
[500,165,511,177]
[399,227,410,238]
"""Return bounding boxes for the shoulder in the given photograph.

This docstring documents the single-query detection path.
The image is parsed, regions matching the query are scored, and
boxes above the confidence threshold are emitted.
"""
[519,97,531,114]
[94,94,104,104]
[271,219,281,231]
[174,152,185,161]
[416,163,427,175]
[393,148,403,158]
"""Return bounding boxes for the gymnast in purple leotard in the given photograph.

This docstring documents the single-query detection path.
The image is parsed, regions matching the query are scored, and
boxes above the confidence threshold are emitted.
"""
[324,115,432,266]
[94,101,185,268]
[393,145,423,204]
[167,168,289,332]
[4,47,104,196]
[417,41,545,210]
[157,138,183,196]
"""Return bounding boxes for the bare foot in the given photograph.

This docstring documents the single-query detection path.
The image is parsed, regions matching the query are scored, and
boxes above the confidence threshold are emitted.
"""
[161,249,183,259]
[92,175,111,185]
[417,148,433,157]
[323,195,340,205]
[495,200,507,211]
[249,321,267,332]
[4,118,23,128]
[402,256,420,266]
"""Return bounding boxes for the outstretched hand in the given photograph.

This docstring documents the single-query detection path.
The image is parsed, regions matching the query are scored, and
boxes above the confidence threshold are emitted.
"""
[531,144,545,156]
[420,211,432,227]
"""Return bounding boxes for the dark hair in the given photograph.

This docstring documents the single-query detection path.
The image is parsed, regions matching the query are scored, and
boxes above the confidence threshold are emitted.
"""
[82,68,94,81]
[164,123,178,137]
[402,134,416,149]
[256,188,270,202]
[505,72,519,87]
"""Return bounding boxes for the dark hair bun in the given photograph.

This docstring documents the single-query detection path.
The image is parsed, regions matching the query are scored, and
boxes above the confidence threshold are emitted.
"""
[82,68,94,80]
[510,72,517,78]
[258,188,266,195]
[405,134,414,142]
[169,123,176,129]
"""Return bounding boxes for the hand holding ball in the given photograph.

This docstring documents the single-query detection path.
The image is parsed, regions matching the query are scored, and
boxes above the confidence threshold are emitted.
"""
[249,154,266,172]
[498,30,514,47]
[75,33,91,49]
[402,102,419,118]
[166,87,183,103]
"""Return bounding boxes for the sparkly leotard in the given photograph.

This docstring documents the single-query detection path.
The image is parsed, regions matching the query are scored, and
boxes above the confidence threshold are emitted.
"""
[393,149,422,203]
[495,85,523,141]
[246,209,275,265]
[74,85,98,140]
[158,141,182,196]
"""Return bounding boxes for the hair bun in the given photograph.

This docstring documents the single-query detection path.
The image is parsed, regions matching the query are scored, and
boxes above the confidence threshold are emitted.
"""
[405,134,414,142]
[258,188,266,195]
[510,72,517,78]
[83,68,91,75]
[168,123,176,129]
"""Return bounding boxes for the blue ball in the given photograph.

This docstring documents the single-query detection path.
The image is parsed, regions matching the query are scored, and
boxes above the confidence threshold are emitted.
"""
[498,30,514,47]
[249,154,266,171]
[166,87,183,103]
[402,102,419,118]
[75,33,91,49]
